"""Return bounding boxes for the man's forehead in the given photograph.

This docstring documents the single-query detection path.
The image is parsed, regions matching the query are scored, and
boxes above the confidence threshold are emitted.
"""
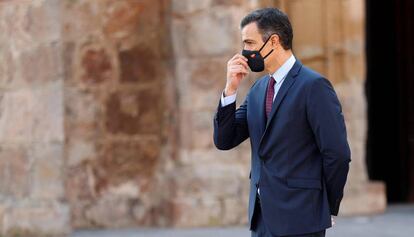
[241,22,261,40]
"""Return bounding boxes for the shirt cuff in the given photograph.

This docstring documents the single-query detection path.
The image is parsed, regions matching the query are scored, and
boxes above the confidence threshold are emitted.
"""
[220,91,237,106]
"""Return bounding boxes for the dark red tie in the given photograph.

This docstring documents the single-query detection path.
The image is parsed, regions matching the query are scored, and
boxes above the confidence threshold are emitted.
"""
[265,77,276,119]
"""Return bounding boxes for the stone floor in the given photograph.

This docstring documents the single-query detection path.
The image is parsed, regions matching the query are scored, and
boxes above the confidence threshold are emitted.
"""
[72,204,414,237]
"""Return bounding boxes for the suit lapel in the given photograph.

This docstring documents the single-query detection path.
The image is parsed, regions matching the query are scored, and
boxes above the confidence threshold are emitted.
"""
[259,60,303,149]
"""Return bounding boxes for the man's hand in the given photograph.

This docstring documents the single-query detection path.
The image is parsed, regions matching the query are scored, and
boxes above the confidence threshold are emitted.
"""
[225,54,249,96]
[331,216,335,226]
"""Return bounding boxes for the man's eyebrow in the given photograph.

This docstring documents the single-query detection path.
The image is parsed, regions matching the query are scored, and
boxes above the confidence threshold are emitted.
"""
[243,39,256,43]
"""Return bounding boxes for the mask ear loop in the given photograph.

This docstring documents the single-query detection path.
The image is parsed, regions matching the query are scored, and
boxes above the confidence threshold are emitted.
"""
[258,33,277,52]
[262,49,274,59]
[259,34,277,59]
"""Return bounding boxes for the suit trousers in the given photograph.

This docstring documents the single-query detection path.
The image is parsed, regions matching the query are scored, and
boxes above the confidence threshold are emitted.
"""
[251,195,326,237]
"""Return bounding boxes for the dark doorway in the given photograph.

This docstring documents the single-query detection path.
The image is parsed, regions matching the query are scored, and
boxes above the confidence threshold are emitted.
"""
[365,0,414,203]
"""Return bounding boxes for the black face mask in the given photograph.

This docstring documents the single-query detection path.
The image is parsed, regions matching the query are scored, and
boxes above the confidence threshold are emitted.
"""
[242,35,274,72]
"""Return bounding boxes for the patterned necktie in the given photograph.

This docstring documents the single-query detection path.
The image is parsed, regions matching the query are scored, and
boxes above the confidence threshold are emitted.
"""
[265,76,276,119]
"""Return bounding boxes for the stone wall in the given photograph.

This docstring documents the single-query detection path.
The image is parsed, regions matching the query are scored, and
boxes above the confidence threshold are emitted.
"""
[62,0,175,229]
[0,0,69,236]
[170,0,256,227]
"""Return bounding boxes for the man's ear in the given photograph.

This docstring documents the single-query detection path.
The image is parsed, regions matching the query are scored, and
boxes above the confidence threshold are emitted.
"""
[270,34,280,48]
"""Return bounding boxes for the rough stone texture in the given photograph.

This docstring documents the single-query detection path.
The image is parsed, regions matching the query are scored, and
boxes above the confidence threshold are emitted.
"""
[0,1,70,236]
[170,1,257,227]
[62,0,174,230]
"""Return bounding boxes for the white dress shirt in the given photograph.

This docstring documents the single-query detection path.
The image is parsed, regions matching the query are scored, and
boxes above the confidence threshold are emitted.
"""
[220,54,296,195]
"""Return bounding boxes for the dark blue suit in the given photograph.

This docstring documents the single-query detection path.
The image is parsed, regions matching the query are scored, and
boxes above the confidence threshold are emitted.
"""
[213,60,351,236]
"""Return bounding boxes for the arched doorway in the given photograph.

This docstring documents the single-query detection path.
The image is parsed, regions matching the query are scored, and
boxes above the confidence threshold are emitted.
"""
[366,0,414,203]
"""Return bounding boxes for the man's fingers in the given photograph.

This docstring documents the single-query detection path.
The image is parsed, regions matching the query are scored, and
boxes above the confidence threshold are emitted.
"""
[229,54,248,63]
[232,58,249,69]
[230,65,249,74]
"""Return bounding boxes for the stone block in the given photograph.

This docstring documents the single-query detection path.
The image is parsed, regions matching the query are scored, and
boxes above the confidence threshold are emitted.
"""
[17,42,63,86]
[340,181,387,216]
[104,89,162,135]
[84,195,135,227]
[66,137,96,168]
[179,109,215,149]
[171,10,240,57]
[0,3,33,51]
[30,143,65,200]
[80,47,113,84]
[0,47,15,89]
[288,0,325,60]
[171,197,222,227]
[65,163,96,209]
[212,0,246,6]
[172,0,212,15]
[62,0,103,41]
[0,145,30,198]
[102,0,162,52]
[23,0,61,44]
[119,46,161,84]
[64,87,103,139]
[173,163,247,199]
[69,199,92,229]
[0,81,64,143]
[175,58,226,111]
[94,139,160,191]
[2,200,70,237]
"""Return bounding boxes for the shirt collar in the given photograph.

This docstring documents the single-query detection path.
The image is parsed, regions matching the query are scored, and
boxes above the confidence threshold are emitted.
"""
[270,54,296,84]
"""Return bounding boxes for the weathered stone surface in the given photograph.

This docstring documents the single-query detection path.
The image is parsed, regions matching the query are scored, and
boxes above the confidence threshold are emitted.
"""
[341,181,387,216]
[65,163,96,203]
[172,0,212,15]
[17,42,63,85]
[175,58,226,111]
[30,143,64,200]
[66,137,96,167]
[0,81,64,143]
[2,200,70,237]
[67,137,163,228]
[62,0,169,229]
[0,145,30,198]
[62,0,104,41]
[0,1,69,235]
[64,87,103,139]
[105,90,162,135]
[102,0,163,52]
[119,47,160,83]
[23,0,62,44]
[288,0,325,60]
[94,139,160,190]
[172,10,241,57]
[81,47,112,84]
[0,47,15,88]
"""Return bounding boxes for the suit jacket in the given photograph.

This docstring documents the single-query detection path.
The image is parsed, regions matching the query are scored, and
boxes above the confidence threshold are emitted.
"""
[213,60,351,236]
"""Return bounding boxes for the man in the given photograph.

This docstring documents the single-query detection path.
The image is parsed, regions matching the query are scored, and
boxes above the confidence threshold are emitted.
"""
[213,8,351,237]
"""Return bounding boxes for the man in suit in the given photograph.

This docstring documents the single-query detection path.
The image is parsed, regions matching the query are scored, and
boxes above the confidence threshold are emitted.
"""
[213,8,351,237]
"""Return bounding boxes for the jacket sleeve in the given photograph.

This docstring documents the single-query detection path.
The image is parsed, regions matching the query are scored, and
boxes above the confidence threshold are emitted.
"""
[213,94,249,150]
[306,77,351,216]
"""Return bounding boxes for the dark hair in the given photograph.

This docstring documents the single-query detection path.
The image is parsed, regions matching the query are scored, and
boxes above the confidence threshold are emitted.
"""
[240,8,293,50]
